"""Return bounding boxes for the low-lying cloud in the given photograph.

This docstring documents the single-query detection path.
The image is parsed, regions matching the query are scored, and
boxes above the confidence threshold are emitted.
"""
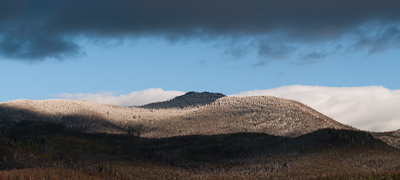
[234,85,400,132]
[57,88,185,106]
[1,0,400,63]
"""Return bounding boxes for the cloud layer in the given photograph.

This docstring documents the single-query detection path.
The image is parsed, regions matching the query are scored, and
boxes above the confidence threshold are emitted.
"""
[57,88,185,106]
[1,0,400,62]
[234,85,400,132]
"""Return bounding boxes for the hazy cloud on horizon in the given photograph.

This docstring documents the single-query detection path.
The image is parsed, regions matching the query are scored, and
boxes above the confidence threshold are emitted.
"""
[1,0,400,63]
[234,85,400,132]
[57,88,185,106]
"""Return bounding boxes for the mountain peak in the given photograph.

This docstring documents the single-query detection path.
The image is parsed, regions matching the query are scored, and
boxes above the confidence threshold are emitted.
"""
[140,91,225,109]
[181,91,225,98]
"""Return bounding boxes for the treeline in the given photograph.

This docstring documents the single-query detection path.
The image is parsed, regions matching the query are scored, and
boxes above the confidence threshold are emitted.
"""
[140,91,225,109]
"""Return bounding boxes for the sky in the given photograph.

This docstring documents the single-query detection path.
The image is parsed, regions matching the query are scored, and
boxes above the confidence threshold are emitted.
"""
[1,0,400,132]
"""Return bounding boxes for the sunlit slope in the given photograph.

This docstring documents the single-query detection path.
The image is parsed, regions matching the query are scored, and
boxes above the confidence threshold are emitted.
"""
[144,96,353,138]
[0,96,353,138]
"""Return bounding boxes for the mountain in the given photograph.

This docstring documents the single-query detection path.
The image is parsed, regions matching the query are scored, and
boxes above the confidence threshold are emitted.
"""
[139,91,226,109]
[0,95,352,138]
[1,94,400,178]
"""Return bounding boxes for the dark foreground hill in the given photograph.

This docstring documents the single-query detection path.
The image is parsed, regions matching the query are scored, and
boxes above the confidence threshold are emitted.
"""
[1,120,400,179]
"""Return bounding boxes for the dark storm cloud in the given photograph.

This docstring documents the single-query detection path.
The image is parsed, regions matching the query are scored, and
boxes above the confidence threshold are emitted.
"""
[1,0,400,61]
[352,25,400,54]
[0,30,82,60]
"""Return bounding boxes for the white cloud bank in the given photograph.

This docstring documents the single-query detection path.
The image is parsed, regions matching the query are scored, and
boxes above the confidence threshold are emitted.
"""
[57,88,185,106]
[233,85,400,132]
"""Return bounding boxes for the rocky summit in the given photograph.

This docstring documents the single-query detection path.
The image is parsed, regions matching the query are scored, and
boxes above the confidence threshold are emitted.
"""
[140,91,226,109]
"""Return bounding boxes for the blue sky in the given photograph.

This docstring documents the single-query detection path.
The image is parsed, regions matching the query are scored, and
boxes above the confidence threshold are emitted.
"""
[1,37,399,102]
[1,0,400,131]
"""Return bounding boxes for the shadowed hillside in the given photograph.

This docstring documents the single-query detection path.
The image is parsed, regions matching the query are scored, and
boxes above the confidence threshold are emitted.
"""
[140,91,225,109]
[0,120,400,179]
